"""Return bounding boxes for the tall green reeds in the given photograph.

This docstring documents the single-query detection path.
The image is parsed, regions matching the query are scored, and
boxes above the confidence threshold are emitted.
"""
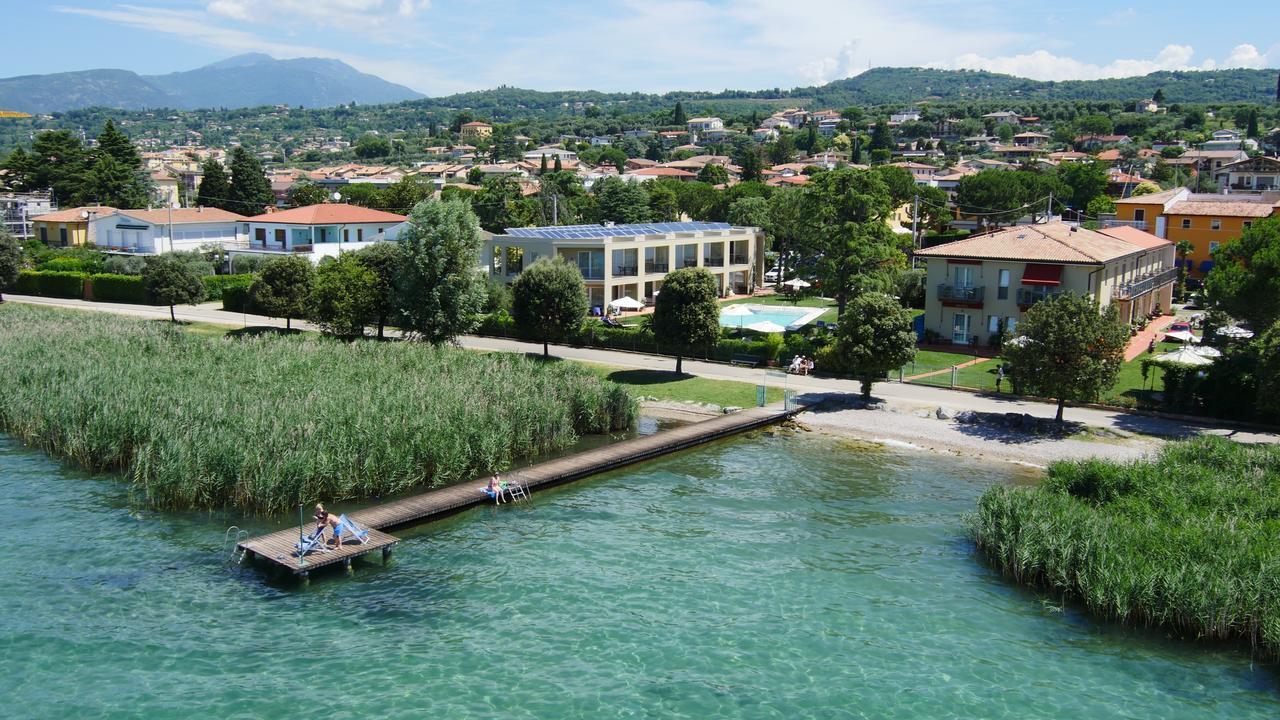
[0,304,636,513]
[972,436,1280,659]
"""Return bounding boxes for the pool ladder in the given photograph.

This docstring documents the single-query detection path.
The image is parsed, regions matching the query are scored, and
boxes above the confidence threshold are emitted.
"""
[505,475,530,504]
[223,526,250,565]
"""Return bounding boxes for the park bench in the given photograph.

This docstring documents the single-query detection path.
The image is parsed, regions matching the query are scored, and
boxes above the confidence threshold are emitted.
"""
[730,353,761,367]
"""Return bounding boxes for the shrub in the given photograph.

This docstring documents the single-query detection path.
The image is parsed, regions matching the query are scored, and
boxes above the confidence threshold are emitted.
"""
[39,257,88,273]
[14,270,86,298]
[102,255,146,275]
[229,254,269,275]
[88,273,153,304]
[202,274,255,302]
[760,332,785,362]
[222,284,256,313]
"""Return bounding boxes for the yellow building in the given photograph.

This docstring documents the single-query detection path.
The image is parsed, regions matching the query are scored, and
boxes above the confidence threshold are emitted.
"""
[29,206,116,247]
[1114,188,1280,277]
[459,121,493,141]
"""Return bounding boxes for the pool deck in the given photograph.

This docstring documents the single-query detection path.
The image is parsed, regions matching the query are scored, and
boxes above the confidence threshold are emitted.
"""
[238,402,802,578]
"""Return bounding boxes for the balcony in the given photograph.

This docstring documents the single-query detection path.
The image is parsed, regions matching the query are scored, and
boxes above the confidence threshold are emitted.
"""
[730,254,750,265]
[644,262,669,274]
[1114,267,1177,300]
[1100,219,1152,232]
[1016,287,1065,306]
[579,268,604,280]
[681,258,698,268]
[703,256,725,267]
[936,284,985,305]
[613,265,638,277]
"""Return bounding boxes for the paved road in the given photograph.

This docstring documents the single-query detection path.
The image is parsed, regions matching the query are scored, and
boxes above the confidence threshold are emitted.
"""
[7,293,1275,444]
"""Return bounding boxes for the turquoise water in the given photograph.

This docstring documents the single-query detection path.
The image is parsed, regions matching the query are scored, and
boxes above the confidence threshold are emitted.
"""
[2,432,1278,718]
[719,304,820,330]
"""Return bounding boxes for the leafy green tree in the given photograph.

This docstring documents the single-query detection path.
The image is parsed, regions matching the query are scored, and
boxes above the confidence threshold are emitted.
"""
[474,176,538,233]
[1086,195,1116,217]
[449,111,475,133]
[996,123,1015,144]
[309,252,379,338]
[1056,161,1109,214]
[96,120,142,169]
[354,133,392,159]
[1,147,33,190]
[648,183,680,222]
[511,257,588,357]
[914,184,951,233]
[871,165,916,207]
[726,196,769,229]
[825,292,917,398]
[227,146,274,216]
[1001,293,1129,422]
[594,176,651,223]
[652,267,720,375]
[395,199,486,343]
[735,144,763,182]
[1074,114,1115,136]
[251,255,314,329]
[83,154,148,208]
[27,130,88,205]
[955,170,1030,227]
[352,242,404,339]
[767,188,805,285]
[0,232,21,303]
[197,160,231,210]
[1205,218,1280,329]
[142,254,205,323]
[288,182,329,208]
[696,163,729,185]
[869,118,894,151]
[768,134,796,164]
[1174,239,1194,299]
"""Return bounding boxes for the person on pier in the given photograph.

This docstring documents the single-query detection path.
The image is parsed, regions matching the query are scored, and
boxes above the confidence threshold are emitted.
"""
[314,503,344,548]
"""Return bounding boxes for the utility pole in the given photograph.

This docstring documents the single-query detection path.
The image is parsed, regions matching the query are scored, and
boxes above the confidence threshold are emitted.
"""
[911,193,920,250]
[1046,191,1053,224]
[552,193,559,224]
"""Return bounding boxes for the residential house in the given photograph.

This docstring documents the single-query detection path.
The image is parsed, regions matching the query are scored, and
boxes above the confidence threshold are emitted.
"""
[981,111,1020,125]
[1202,129,1257,152]
[1,191,55,240]
[459,122,493,141]
[30,206,116,247]
[890,161,938,186]
[1113,187,1280,276]
[150,170,181,208]
[624,167,696,182]
[1135,98,1161,113]
[523,147,578,164]
[916,222,1174,345]
[485,221,764,309]
[1012,132,1050,147]
[890,110,922,124]
[1162,149,1249,175]
[1074,134,1132,150]
[589,136,614,146]
[753,127,780,142]
[686,117,724,134]
[236,203,406,264]
[91,207,246,254]
[1214,155,1280,191]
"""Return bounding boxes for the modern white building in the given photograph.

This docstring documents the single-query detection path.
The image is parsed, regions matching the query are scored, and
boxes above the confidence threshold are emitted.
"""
[90,207,247,254]
[234,203,406,264]
[485,221,765,311]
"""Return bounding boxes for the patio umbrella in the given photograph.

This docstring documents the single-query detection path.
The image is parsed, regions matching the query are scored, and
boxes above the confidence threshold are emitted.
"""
[608,296,644,311]
[1163,329,1196,343]
[1154,347,1213,366]
[1218,325,1253,339]
[1191,345,1222,358]
[746,320,787,334]
[781,278,811,289]
[721,303,754,329]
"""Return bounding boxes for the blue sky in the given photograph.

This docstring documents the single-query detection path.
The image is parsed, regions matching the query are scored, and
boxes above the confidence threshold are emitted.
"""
[11,1,1279,95]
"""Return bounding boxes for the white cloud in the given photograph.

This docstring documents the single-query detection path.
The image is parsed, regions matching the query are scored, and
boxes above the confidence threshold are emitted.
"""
[1094,7,1136,27]
[930,44,1224,81]
[1225,43,1269,68]
[206,0,430,28]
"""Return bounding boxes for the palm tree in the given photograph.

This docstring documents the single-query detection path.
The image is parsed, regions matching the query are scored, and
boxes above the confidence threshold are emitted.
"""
[1175,239,1194,300]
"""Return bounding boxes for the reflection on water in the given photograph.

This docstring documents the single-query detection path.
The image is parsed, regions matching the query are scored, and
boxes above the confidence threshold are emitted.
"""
[0,432,1276,719]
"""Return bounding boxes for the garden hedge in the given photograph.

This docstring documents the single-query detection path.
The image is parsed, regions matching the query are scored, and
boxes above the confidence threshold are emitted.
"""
[15,270,86,299]
[87,274,153,304]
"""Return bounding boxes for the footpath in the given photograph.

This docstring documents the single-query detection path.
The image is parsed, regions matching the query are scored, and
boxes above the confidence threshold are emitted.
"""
[6,294,1276,446]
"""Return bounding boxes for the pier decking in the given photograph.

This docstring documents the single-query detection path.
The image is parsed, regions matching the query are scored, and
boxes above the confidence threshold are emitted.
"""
[239,403,799,577]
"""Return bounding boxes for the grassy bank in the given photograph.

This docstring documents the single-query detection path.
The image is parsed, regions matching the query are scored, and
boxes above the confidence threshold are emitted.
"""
[589,367,784,407]
[971,437,1280,659]
[0,304,636,513]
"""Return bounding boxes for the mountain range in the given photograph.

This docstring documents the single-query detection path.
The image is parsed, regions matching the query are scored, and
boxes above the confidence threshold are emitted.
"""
[0,54,424,113]
[0,56,1276,116]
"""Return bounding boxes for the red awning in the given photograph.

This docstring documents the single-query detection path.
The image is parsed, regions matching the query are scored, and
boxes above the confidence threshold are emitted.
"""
[1021,264,1063,286]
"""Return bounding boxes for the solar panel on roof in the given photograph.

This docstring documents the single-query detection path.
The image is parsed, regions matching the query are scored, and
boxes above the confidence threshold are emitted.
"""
[502,221,734,239]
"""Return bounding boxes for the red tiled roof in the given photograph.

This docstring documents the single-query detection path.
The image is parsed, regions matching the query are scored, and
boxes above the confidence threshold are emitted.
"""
[628,167,695,177]
[32,206,116,223]
[1097,225,1171,250]
[115,208,247,224]
[243,203,406,224]
[915,222,1144,264]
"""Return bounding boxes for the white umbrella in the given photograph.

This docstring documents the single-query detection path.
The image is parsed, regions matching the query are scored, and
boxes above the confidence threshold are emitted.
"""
[721,304,754,317]
[781,278,811,289]
[608,296,644,311]
[1155,347,1213,366]
[1191,345,1222,358]
[1005,335,1032,348]
[746,320,787,334]
[1163,330,1196,343]
[1218,325,1253,339]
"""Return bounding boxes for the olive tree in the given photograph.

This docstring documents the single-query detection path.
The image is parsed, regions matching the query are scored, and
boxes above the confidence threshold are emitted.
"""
[652,267,720,375]
[1002,293,1129,422]
[251,255,314,329]
[510,257,588,358]
[142,254,205,322]
[825,292,917,399]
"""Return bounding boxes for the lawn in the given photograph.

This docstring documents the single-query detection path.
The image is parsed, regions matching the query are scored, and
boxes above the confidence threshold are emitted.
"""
[588,367,784,408]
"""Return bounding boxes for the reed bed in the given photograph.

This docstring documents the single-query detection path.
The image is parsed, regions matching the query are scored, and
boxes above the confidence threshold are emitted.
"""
[972,436,1280,659]
[0,304,635,513]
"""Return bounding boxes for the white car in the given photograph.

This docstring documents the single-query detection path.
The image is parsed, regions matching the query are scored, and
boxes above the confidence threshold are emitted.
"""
[764,267,784,283]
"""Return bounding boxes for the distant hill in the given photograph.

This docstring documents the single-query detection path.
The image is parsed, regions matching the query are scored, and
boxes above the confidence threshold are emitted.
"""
[0,54,424,113]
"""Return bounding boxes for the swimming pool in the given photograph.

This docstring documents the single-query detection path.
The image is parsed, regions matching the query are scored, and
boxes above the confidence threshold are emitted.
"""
[719,303,825,330]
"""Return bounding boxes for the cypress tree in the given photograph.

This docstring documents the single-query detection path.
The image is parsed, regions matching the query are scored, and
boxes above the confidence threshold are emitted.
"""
[227,147,273,216]
[197,160,231,210]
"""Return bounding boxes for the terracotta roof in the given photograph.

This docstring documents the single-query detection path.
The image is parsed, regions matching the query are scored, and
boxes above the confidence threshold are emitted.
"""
[1097,225,1171,250]
[114,208,246,224]
[916,222,1144,264]
[1166,199,1278,218]
[243,203,406,224]
[1096,149,1121,161]
[460,121,491,127]
[628,167,695,177]
[1116,188,1183,205]
[32,206,116,223]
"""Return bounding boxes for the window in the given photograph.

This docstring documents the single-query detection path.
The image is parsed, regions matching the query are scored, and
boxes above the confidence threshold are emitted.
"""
[997,269,1010,300]
[952,313,970,344]
[255,227,266,243]
[1006,317,1018,334]
[39,227,47,243]
[274,228,286,245]
[1211,219,1222,231]
[357,228,364,241]
[1209,241,1220,253]
[343,229,349,242]
[1243,221,1253,229]
[954,265,974,287]
[1133,209,1146,223]
[1181,218,1191,229]
[988,315,1000,333]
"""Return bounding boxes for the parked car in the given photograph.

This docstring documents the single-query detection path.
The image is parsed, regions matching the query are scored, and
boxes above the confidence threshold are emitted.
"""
[764,266,784,283]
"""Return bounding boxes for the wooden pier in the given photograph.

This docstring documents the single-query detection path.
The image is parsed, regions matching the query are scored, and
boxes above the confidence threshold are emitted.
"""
[239,403,799,578]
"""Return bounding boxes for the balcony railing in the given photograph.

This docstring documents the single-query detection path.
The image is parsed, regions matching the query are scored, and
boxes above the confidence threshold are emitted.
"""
[730,254,750,265]
[1114,267,1177,300]
[1100,219,1152,232]
[614,265,638,277]
[1016,287,1065,306]
[703,256,725,267]
[644,262,669,274]
[937,284,985,303]
[580,268,604,280]
[681,258,698,268]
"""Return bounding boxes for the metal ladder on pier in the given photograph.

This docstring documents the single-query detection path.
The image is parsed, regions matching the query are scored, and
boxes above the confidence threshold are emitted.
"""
[223,526,250,565]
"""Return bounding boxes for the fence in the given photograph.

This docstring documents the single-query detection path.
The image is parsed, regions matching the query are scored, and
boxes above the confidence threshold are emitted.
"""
[897,355,1000,392]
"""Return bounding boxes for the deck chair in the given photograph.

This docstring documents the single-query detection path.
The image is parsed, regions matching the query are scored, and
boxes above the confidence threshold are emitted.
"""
[332,514,371,545]
[294,525,331,558]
